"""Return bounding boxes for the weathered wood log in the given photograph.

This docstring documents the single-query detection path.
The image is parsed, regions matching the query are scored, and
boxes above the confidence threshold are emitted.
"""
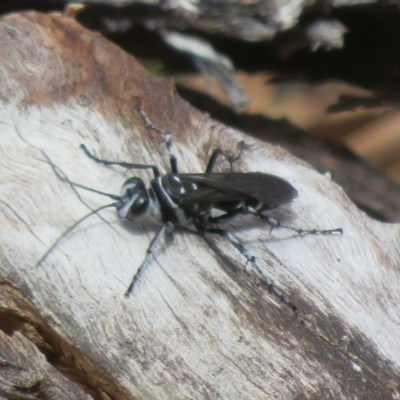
[0,324,91,399]
[0,11,399,399]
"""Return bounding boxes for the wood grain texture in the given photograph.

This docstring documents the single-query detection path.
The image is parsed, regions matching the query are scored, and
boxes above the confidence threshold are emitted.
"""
[0,11,399,400]
[0,323,91,399]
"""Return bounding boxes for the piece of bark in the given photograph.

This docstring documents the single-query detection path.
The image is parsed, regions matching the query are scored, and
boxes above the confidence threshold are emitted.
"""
[0,308,92,400]
[0,11,399,400]
[0,284,124,399]
[82,0,307,41]
[0,0,304,41]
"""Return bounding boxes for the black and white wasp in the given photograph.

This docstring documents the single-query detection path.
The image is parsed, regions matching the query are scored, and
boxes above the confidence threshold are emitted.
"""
[40,108,342,310]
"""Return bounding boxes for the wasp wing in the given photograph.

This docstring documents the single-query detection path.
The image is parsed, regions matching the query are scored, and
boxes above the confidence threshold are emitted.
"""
[178,186,249,204]
[178,173,298,210]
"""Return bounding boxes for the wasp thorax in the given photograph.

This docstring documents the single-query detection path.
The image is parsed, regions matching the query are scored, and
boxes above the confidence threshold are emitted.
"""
[117,177,150,221]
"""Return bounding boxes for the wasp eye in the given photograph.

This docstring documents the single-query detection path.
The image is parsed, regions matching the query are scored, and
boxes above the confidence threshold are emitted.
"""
[117,178,150,220]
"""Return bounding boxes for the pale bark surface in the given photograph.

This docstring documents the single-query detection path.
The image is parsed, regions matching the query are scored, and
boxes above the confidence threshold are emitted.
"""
[0,11,399,400]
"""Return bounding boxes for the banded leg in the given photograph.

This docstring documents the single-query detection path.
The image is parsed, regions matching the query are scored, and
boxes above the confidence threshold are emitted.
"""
[248,209,343,235]
[208,204,342,235]
[225,140,245,172]
[138,108,179,174]
[125,222,172,297]
[138,104,244,175]
[200,227,297,311]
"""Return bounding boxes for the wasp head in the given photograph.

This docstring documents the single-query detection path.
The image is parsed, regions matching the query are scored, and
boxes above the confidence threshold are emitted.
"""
[117,177,150,221]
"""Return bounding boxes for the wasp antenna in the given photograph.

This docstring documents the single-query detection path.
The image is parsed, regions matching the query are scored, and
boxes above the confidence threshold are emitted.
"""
[42,150,121,201]
[36,203,117,268]
[42,151,69,182]
[80,144,161,177]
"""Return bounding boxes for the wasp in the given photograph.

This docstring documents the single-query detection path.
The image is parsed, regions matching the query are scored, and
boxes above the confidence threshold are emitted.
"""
[40,107,342,310]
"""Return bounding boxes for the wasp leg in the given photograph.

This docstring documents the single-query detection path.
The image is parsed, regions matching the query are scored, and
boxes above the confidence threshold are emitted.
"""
[250,210,343,235]
[138,107,179,174]
[205,141,245,173]
[205,148,224,173]
[125,222,172,297]
[208,207,247,224]
[80,144,161,178]
[208,205,342,236]
[199,227,298,312]
[226,140,245,172]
